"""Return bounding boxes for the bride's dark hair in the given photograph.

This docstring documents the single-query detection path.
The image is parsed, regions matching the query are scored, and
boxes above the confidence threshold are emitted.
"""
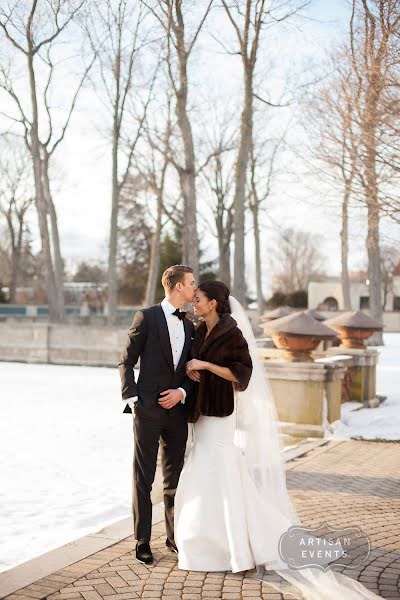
[197,280,231,315]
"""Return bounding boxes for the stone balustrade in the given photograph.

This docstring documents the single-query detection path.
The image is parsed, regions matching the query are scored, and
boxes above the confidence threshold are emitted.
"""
[0,322,129,367]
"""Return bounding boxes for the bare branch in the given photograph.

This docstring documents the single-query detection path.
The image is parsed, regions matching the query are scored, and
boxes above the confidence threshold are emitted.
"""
[187,0,213,56]
[220,0,243,46]
[49,52,97,155]
[253,92,291,107]
[0,6,27,55]
[34,1,86,54]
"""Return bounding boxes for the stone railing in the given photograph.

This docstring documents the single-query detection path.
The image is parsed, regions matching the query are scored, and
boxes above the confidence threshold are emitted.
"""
[0,322,129,367]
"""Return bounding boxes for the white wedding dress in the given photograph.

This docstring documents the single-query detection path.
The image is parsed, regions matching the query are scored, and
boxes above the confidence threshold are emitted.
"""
[175,402,270,573]
[174,297,381,600]
[175,399,299,574]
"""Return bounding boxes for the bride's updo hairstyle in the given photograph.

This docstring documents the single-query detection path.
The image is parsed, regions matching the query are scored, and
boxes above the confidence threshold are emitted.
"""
[197,280,231,315]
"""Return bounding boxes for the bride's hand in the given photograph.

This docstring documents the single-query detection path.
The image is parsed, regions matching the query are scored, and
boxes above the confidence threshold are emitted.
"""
[187,369,200,382]
[187,358,208,372]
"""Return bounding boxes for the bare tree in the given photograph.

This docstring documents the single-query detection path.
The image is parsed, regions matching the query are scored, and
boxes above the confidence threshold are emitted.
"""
[220,0,308,305]
[0,0,93,321]
[0,137,34,303]
[349,0,400,341]
[271,227,326,294]
[199,120,237,287]
[205,152,234,287]
[116,93,184,306]
[336,75,358,312]
[304,53,360,311]
[144,1,214,282]
[248,130,285,315]
[88,0,157,323]
[137,101,175,306]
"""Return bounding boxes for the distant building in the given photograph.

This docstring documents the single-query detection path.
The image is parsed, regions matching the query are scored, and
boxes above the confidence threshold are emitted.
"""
[1,281,107,310]
[63,282,107,315]
[308,270,400,312]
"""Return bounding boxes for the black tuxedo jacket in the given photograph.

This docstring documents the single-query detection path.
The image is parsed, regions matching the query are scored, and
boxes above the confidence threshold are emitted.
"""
[118,304,195,414]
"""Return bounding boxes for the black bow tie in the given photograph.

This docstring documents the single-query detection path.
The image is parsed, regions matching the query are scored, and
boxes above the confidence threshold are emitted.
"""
[172,308,186,320]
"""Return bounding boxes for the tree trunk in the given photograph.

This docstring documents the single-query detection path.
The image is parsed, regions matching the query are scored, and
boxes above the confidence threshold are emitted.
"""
[7,223,18,304]
[176,91,198,280]
[5,211,16,303]
[341,181,352,310]
[251,203,264,316]
[363,84,383,345]
[366,200,383,342]
[215,196,232,287]
[382,278,388,311]
[108,105,120,325]
[9,213,25,304]
[232,70,253,305]
[27,51,58,320]
[218,235,231,288]
[33,160,57,317]
[42,153,64,320]
[144,191,162,306]
[173,12,199,281]
[9,250,18,303]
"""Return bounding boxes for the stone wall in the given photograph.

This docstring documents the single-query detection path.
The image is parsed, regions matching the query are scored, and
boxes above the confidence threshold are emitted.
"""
[0,323,129,367]
[0,309,263,367]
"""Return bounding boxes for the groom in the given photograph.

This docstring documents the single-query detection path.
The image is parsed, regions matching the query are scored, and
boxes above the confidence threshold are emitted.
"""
[118,265,196,565]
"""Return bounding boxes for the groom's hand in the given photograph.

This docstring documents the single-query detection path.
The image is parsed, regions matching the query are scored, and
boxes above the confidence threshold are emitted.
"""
[158,388,183,409]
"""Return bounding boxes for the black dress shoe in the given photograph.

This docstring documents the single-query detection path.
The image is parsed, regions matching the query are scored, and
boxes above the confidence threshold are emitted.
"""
[136,542,153,564]
[165,539,178,554]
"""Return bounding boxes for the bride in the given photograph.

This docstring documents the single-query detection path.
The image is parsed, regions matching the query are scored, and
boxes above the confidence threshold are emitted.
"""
[174,280,380,600]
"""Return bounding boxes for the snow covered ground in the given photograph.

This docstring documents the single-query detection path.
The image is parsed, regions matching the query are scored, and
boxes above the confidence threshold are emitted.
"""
[330,333,400,441]
[0,363,134,573]
[1,333,399,573]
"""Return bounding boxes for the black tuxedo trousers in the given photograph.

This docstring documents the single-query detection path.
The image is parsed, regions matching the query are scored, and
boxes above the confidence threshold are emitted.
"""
[118,305,195,544]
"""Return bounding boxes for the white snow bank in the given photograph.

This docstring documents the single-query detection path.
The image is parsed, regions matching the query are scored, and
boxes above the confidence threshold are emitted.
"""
[0,363,133,573]
[329,333,400,441]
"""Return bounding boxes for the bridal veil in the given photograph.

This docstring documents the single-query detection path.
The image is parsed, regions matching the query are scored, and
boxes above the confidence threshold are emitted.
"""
[229,295,380,600]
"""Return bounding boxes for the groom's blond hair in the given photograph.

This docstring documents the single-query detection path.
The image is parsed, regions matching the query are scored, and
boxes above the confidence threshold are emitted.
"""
[162,264,193,292]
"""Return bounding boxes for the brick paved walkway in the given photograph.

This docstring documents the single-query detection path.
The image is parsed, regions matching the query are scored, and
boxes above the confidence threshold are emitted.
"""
[3,440,400,600]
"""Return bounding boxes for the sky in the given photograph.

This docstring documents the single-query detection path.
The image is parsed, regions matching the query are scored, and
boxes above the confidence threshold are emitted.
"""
[1,0,399,297]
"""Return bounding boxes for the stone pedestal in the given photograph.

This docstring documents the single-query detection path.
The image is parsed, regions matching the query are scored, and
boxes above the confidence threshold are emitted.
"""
[263,358,346,438]
[327,347,378,403]
[314,354,354,402]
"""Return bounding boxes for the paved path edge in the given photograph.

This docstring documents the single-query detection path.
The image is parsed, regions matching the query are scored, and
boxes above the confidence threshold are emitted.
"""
[0,438,332,598]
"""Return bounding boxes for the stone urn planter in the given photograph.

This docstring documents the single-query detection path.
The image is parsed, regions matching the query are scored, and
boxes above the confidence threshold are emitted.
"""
[304,309,326,321]
[325,310,382,349]
[261,306,292,322]
[263,312,337,362]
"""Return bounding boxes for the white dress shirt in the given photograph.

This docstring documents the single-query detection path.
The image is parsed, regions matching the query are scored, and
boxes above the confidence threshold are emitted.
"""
[161,297,186,369]
[128,298,187,410]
